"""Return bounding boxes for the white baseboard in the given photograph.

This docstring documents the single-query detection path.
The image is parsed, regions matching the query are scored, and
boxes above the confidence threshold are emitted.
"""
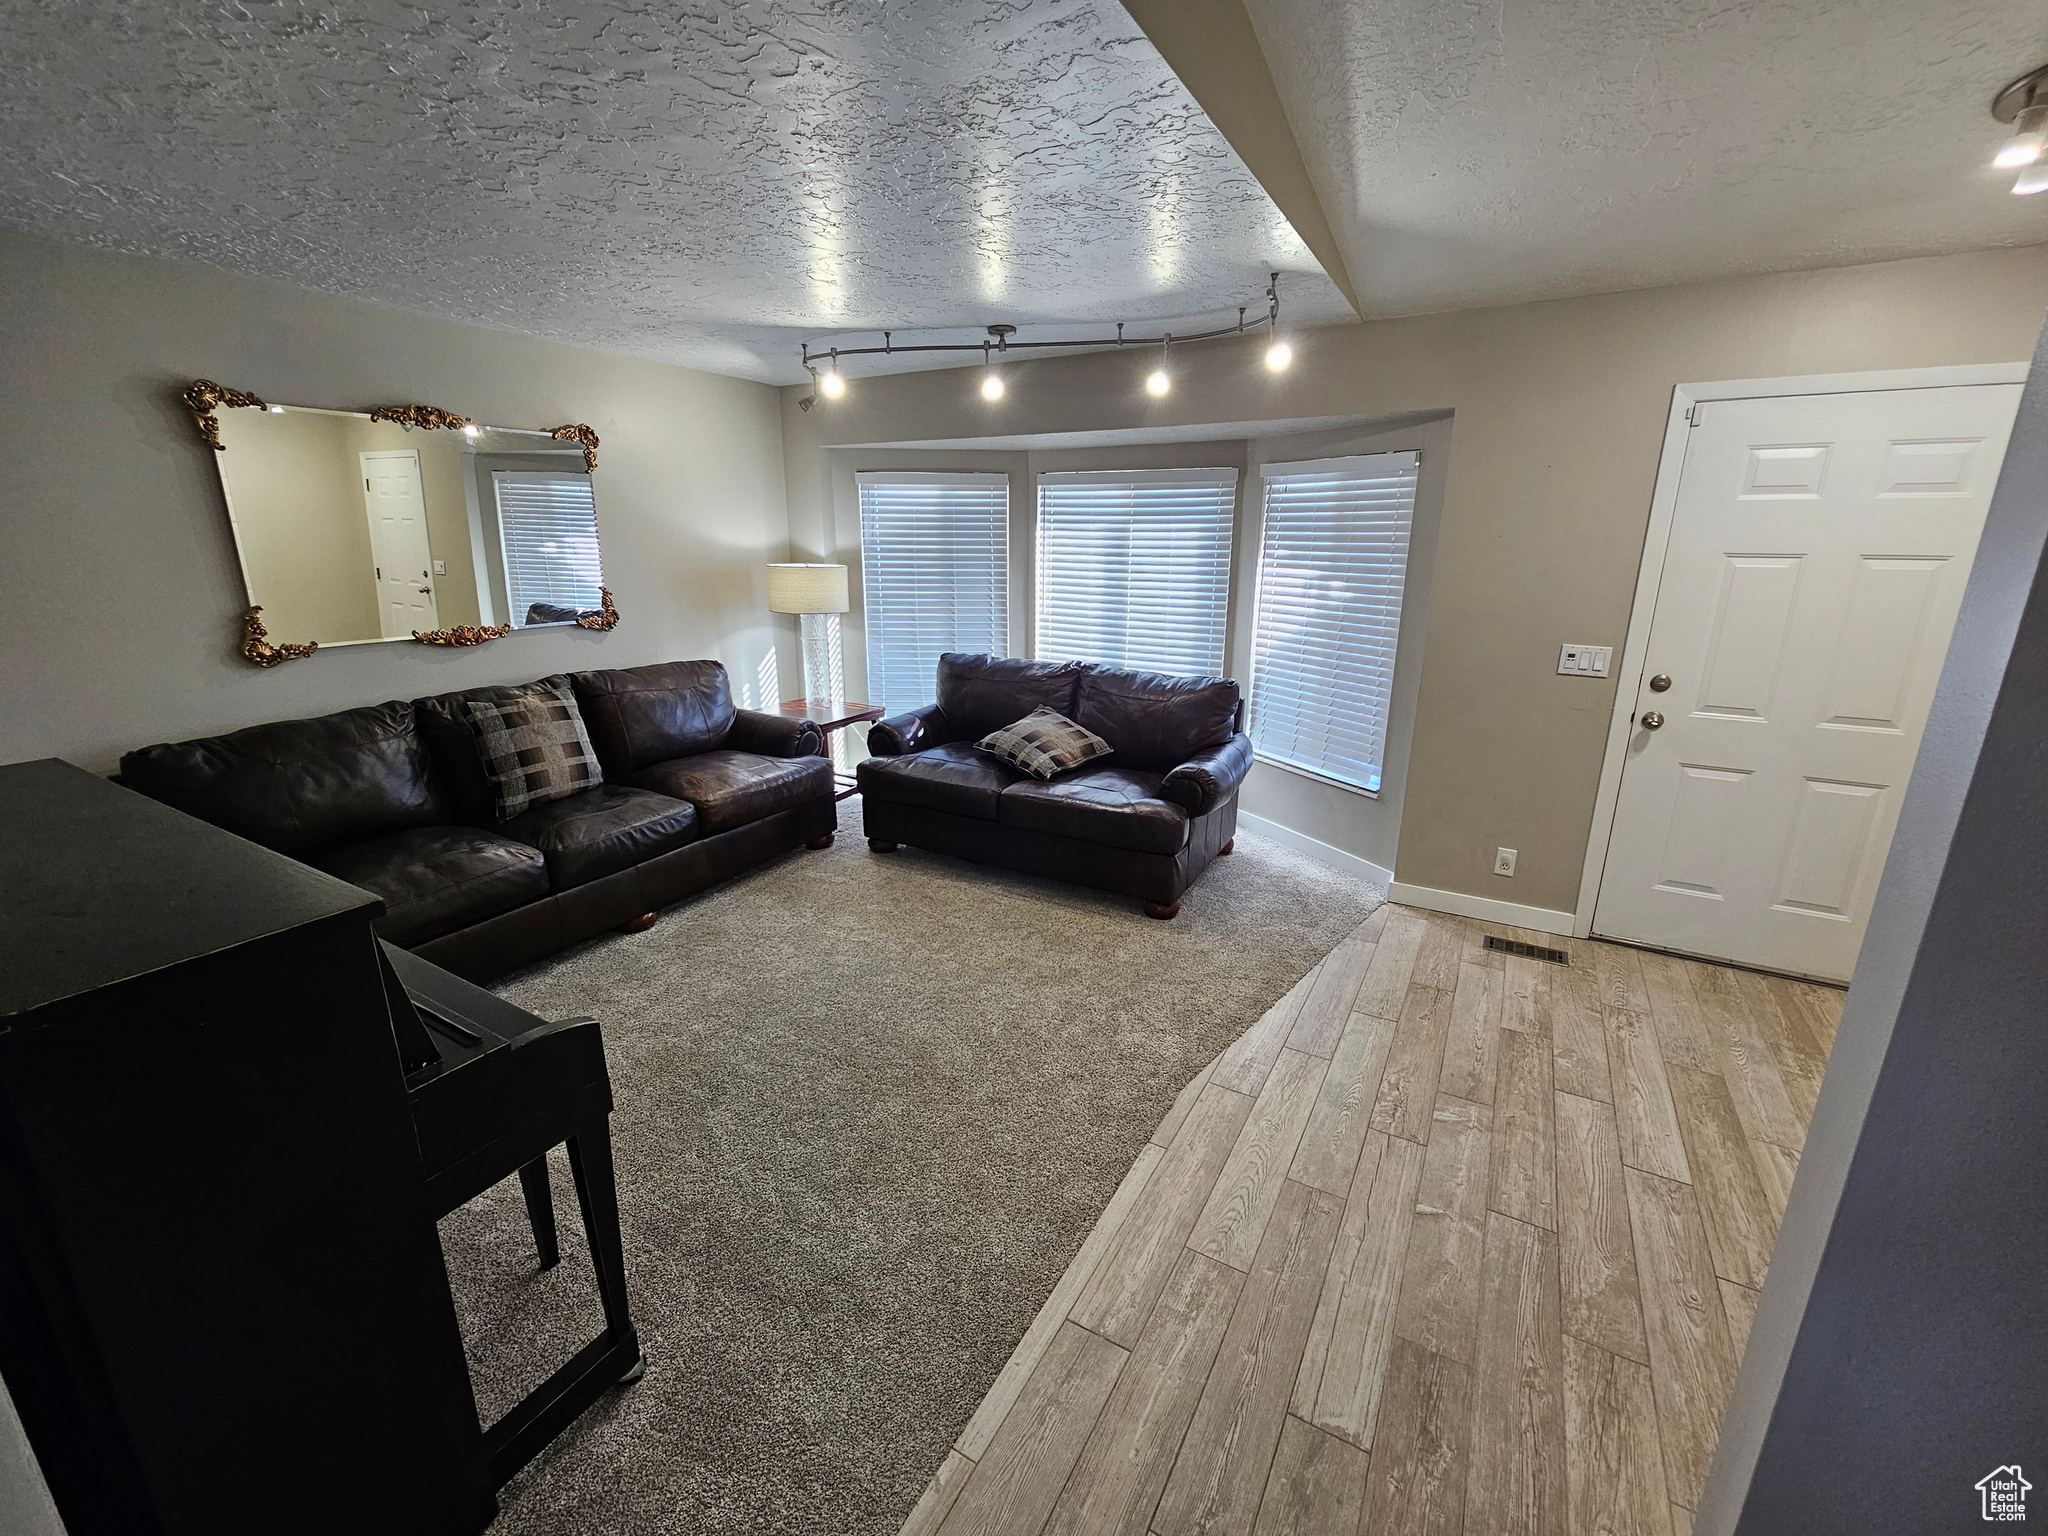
[1387,881,1576,937]
[1237,813,1394,890]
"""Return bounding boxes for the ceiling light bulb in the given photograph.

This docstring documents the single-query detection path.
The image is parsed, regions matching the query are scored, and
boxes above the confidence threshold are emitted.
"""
[819,369,845,399]
[462,423,480,439]
[2015,160,2048,195]
[1265,340,1293,372]
[1145,368,1171,397]
[981,370,1004,401]
[267,404,284,414]
[1996,104,2048,168]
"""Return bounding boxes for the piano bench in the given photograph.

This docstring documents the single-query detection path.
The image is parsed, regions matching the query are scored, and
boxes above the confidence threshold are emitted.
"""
[380,942,645,1491]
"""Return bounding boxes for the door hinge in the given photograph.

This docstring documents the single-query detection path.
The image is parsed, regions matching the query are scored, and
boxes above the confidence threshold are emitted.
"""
[1687,401,1705,426]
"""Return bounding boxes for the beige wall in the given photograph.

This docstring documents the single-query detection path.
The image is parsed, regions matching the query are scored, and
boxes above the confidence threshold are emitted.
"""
[215,406,382,641]
[784,246,2048,912]
[0,230,792,773]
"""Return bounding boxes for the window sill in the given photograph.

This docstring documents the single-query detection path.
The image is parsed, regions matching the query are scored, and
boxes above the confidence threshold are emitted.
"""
[1251,753,1381,800]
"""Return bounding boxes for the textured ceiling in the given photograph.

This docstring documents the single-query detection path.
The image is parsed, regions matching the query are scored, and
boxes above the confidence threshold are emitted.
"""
[1243,0,2048,316]
[0,0,1348,383]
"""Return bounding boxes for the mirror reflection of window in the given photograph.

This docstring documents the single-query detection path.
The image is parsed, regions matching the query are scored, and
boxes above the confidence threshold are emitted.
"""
[492,473,603,626]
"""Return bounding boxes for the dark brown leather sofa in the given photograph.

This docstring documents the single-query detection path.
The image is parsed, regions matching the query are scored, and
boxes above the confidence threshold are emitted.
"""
[856,653,1254,918]
[119,660,835,980]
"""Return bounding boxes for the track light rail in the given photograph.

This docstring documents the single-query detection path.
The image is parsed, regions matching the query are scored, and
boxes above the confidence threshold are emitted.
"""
[800,273,1283,372]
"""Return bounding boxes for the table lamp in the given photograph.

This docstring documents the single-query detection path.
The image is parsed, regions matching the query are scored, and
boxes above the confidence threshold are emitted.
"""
[767,562,850,705]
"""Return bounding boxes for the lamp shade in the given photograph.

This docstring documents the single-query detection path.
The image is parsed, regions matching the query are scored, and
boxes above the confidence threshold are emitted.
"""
[766,562,850,615]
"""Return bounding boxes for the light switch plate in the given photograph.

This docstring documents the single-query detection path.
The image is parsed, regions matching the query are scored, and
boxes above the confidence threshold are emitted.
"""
[433,560,448,576]
[1558,643,1612,678]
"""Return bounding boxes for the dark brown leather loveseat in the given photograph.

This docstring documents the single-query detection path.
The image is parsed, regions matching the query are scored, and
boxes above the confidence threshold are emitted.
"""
[119,660,835,979]
[856,653,1254,918]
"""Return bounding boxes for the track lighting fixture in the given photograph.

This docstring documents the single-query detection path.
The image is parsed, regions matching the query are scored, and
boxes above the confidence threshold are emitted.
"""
[818,351,846,399]
[1146,337,1173,397]
[1993,67,2048,192]
[799,276,1287,405]
[980,336,1006,400]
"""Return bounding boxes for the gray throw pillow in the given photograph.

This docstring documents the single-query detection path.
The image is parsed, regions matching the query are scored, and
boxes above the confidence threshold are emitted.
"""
[462,678,604,819]
[977,706,1113,780]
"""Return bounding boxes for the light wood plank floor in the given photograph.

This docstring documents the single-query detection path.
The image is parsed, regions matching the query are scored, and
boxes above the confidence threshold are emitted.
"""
[897,905,1841,1536]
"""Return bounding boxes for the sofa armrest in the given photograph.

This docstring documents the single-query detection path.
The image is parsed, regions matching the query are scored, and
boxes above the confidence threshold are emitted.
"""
[726,708,824,758]
[1160,732,1254,816]
[867,703,952,757]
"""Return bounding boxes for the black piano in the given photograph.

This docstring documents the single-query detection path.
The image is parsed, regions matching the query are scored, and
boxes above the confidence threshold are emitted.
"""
[0,759,640,1535]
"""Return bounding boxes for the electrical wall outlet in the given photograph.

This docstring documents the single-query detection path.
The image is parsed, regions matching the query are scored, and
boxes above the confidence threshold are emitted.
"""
[1494,847,1517,877]
[1558,644,1612,678]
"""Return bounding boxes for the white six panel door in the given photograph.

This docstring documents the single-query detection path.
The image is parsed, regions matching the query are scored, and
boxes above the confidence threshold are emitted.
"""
[1593,384,2020,982]
[360,450,440,638]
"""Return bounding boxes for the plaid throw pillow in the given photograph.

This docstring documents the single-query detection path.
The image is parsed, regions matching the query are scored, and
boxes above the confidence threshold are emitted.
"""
[462,679,603,819]
[977,707,1113,780]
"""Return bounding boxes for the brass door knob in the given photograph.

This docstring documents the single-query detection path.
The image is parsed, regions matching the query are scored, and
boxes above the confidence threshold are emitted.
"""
[1648,673,1672,692]
[1640,711,1665,730]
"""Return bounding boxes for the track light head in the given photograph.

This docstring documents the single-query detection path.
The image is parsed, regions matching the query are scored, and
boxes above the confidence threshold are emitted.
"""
[819,369,845,399]
[1264,340,1293,373]
[1997,103,2048,167]
[981,370,1005,401]
[1145,368,1171,397]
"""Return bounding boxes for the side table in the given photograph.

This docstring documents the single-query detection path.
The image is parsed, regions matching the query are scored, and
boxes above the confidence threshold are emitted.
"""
[777,697,886,799]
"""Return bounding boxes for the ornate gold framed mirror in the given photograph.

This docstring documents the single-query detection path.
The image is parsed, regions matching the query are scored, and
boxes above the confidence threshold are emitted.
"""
[184,382,616,666]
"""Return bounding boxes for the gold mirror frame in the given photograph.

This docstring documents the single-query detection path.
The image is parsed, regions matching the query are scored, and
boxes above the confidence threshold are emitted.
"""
[184,382,611,664]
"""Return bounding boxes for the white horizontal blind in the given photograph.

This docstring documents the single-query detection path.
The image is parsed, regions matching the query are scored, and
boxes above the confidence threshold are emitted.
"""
[493,472,604,620]
[856,472,1010,710]
[1036,469,1236,676]
[1250,452,1419,794]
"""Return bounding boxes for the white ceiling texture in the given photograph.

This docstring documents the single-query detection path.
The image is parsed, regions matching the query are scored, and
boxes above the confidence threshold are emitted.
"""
[0,0,1347,383]
[1242,0,2048,316]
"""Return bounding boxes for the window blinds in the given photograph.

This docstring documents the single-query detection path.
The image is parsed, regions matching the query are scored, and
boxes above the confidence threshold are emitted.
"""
[1035,468,1237,676]
[1249,452,1419,794]
[856,472,1010,710]
[492,472,604,620]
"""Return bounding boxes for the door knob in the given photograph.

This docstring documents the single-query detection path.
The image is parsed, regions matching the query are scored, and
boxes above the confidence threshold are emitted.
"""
[1648,673,1672,692]
[418,586,432,594]
[1639,711,1665,730]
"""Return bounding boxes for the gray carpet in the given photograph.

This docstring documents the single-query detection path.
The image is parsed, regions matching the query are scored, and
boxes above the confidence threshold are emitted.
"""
[442,800,1383,1535]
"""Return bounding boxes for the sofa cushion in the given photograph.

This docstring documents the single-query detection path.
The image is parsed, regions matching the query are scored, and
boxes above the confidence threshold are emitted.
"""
[119,702,448,858]
[628,750,834,834]
[572,661,736,777]
[501,785,700,891]
[999,766,1190,855]
[1073,667,1243,772]
[936,653,1087,744]
[309,826,550,948]
[461,678,605,820]
[976,707,1114,780]
[855,740,1020,821]
[414,674,581,825]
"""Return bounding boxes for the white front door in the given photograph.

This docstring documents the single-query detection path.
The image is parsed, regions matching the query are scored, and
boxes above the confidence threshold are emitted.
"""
[1592,384,2021,982]
[361,450,440,638]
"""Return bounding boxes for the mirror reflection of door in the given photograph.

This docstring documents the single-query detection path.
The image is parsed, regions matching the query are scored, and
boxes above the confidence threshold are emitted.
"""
[361,450,440,637]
